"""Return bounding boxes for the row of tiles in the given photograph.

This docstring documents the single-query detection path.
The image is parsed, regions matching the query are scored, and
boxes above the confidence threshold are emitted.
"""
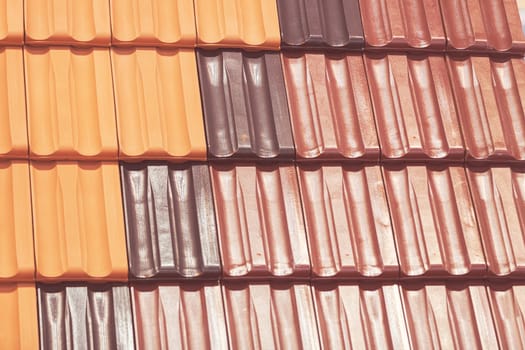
[2,48,525,164]
[4,281,525,349]
[2,160,525,282]
[1,0,525,54]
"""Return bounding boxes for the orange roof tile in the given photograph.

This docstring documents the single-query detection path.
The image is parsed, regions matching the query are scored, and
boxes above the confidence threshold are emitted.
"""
[0,0,23,45]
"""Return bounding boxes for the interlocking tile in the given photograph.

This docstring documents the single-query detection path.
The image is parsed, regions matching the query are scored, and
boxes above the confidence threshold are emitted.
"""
[297,164,398,279]
[194,0,280,50]
[132,283,228,349]
[111,0,196,47]
[360,0,445,51]
[440,0,525,54]
[210,164,309,279]
[38,284,134,349]
[31,161,128,282]
[448,55,525,164]
[121,163,220,280]
[25,0,111,46]
[112,48,206,161]
[0,284,39,349]
[365,54,464,163]
[277,0,363,50]
[520,0,525,34]
[383,165,485,279]
[467,166,525,278]
[400,282,498,349]
[198,50,294,161]
[0,48,27,159]
[487,283,525,348]
[0,0,23,45]
[25,47,118,160]
[282,52,379,161]
[223,282,319,349]
[313,283,409,349]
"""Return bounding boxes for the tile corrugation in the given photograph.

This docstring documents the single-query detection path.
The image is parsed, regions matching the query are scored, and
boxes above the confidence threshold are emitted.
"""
[487,283,525,348]
[0,0,23,45]
[38,284,134,349]
[467,166,525,278]
[520,1,525,34]
[31,161,128,282]
[313,283,410,349]
[0,161,34,282]
[223,282,319,349]
[400,283,499,349]
[440,0,525,54]
[0,48,27,159]
[383,165,486,279]
[360,0,445,51]
[365,54,464,163]
[297,164,398,279]
[282,52,379,162]
[24,0,111,46]
[0,284,39,348]
[111,0,196,47]
[198,50,294,161]
[194,0,280,50]
[25,47,118,160]
[448,55,525,164]
[121,163,221,280]
[276,0,364,50]
[132,283,228,350]
[112,48,206,161]
[210,164,309,279]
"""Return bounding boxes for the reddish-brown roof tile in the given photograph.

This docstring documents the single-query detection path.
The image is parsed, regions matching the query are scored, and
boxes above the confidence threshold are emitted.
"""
[383,165,485,279]
[0,0,23,45]
[448,55,525,164]
[365,54,464,162]
[282,52,379,162]
[360,0,445,51]
[25,0,111,46]
[298,164,398,279]
[487,283,525,348]
[132,283,228,349]
[111,0,196,47]
[520,1,525,34]
[121,162,221,280]
[198,50,294,161]
[210,164,309,279]
[112,48,206,161]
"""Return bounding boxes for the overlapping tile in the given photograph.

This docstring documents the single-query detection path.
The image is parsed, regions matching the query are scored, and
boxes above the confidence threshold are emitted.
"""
[298,164,397,279]
[282,52,379,161]
[313,283,410,349]
[194,0,280,50]
[277,0,363,50]
[440,0,525,54]
[31,161,128,282]
[198,50,294,161]
[0,284,39,349]
[38,284,134,349]
[210,164,309,279]
[360,0,445,51]
[25,47,118,160]
[132,283,228,350]
[0,0,23,45]
[25,0,111,46]
[365,54,464,163]
[383,165,485,279]
[223,282,319,349]
[111,0,196,47]
[112,48,206,161]
[448,55,525,164]
[121,163,220,280]
[520,0,525,34]
[487,283,525,348]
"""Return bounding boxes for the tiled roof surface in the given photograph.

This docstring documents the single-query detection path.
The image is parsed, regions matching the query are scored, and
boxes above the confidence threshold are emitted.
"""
[2,0,525,348]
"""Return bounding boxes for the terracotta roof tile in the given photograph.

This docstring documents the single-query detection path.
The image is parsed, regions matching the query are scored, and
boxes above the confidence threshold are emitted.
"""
[112,48,206,161]
[0,0,23,45]
[487,283,525,348]
[31,161,128,282]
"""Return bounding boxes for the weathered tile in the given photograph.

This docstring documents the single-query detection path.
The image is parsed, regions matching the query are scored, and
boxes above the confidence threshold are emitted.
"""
[0,284,39,349]
[487,283,525,348]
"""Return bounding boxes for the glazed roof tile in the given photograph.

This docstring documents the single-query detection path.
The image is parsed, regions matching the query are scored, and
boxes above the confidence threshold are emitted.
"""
[487,282,525,348]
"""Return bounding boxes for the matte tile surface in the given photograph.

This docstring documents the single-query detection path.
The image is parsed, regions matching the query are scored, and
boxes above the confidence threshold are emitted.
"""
[0,284,39,349]
[487,283,525,348]
[0,0,23,44]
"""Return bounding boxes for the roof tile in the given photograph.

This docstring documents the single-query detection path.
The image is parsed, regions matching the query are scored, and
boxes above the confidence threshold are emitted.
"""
[210,164,309,279]
[112,48,206,161]
[298,164,398,279]
[0,0,23,45]
[31,161,128,282]
[487,283,525,348]
[282,52,379,161]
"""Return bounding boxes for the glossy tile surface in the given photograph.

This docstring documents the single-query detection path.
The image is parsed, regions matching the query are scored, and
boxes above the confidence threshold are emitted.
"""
[198,50,294,161]
[0,0,23,44]
[31,162,128,282]
[487,283,525,348]
[0,284,39,349]
[112,48,206,161]
[282,52,379,161]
